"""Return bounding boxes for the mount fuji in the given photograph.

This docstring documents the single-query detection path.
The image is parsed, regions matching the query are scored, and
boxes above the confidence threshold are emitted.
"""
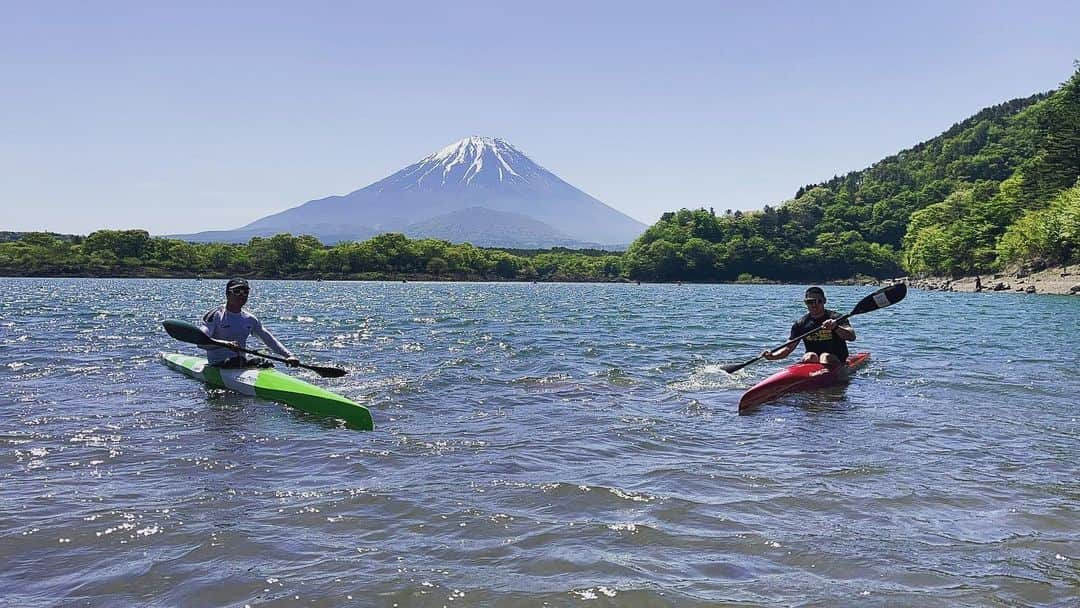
[172,137,647,249]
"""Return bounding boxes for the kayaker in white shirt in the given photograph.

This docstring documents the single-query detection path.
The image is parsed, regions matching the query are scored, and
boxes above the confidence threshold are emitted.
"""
[199,278,300,369]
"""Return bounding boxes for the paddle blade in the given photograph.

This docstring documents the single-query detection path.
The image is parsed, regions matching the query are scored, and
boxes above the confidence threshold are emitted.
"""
[720,357,759,374]
[162,319,213,345]
[305,364,348,378]
[849,283,907,316]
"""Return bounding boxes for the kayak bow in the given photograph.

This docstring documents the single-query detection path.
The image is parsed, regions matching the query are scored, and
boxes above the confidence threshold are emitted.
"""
[159,352,373,430]
[738,352,870,413]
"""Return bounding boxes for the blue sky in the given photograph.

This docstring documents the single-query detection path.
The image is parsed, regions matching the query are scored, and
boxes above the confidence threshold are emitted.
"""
[3,1,1078,234]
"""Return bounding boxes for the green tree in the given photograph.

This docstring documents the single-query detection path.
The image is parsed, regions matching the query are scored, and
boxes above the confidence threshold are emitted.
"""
[426,257,449,276]
[83,229,152,258]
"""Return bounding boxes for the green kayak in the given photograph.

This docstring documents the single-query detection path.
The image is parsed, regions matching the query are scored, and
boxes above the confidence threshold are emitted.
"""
[159,352,373,430]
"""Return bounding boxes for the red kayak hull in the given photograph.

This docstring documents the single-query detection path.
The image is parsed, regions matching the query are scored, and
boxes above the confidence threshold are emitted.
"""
[738,352,870,412]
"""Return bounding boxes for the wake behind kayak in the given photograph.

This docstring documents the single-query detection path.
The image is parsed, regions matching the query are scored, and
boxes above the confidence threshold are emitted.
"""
[738,352,870,413]
[160,352,373,430]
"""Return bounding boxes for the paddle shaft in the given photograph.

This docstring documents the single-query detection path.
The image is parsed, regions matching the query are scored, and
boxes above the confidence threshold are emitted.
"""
[721,283,906,374]
[162,319,346,378]
[205,338,345,378]
[768,312,852,357]
[729,313,851,373]
[211,339,294,365]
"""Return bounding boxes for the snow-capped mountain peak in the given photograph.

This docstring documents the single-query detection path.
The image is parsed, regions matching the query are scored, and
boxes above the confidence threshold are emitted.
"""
[392,136,546,189]
[429,136,512,162]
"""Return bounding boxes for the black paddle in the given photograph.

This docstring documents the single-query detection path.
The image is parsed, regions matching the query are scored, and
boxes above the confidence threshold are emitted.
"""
[720,282,907,374]
[161,319,347,378]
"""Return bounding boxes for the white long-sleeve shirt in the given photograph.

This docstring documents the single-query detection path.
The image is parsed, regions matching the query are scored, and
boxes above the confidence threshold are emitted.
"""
[198,305,293,364]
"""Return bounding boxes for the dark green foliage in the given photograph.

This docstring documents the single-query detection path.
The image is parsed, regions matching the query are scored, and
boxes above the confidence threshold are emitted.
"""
[0,232,82,244]
[997,181,1080,267]
[1018,70,1080,206]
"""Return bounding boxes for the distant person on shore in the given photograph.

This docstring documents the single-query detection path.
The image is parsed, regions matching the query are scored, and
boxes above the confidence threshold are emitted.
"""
[760,286,856,366]
[199,278,300,369]
[975,276,983,292]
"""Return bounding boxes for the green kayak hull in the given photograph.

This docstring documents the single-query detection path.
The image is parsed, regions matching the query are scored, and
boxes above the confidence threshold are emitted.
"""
[160,352,373,430]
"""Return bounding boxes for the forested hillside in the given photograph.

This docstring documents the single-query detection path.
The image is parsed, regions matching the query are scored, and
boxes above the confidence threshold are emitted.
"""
[625,65,1080,281]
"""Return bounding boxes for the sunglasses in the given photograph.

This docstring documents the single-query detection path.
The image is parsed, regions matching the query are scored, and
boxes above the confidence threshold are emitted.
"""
[229,288,250,295]
[804,299,824,305]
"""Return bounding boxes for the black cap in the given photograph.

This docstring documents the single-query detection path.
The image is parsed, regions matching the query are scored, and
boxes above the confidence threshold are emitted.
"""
[226,278,250,291]
[804,286,825,300]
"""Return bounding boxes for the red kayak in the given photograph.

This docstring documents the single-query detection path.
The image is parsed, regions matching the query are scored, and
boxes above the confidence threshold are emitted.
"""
[738,352,870,413]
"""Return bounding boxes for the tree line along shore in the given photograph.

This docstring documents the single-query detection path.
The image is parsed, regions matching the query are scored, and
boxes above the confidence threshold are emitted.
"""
[2,229,1078,295]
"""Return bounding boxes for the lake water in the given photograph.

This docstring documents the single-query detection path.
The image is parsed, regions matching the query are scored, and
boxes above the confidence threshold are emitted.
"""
[1,278,1077,607]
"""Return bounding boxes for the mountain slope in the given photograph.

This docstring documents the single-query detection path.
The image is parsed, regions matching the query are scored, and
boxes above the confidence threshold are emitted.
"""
[402,207,589,248]
[174,137,646,248]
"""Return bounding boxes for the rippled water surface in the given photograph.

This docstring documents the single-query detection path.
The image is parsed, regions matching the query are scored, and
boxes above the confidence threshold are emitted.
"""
[2,278,1077,606]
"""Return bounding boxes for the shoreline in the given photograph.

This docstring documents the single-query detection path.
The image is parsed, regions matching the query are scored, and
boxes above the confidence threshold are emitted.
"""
[907,265,1080,296]
[3,268,1077,295]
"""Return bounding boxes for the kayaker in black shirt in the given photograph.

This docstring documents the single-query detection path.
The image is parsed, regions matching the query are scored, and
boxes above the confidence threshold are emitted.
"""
[760,286,855,366]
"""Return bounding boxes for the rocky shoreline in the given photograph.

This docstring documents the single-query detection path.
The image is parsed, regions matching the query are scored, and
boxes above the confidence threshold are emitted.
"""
[907,265,1080,296]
